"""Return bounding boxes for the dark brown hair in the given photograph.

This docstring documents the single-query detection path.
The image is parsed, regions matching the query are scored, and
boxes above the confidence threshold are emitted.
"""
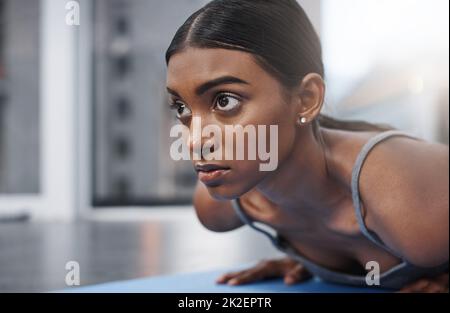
[165,0,396,135]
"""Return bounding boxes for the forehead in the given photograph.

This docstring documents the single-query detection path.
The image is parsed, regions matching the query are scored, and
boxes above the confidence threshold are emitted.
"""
[166,47,270,89]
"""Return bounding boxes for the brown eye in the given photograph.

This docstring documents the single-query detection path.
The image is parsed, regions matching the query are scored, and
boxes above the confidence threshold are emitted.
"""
[214,93,241,112]
[170,102,192,119]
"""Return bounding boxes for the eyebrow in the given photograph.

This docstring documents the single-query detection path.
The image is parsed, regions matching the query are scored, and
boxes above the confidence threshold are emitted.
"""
[166,75,250,98]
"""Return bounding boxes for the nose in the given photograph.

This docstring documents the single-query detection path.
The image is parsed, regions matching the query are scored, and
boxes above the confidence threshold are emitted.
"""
[187,117,218,160]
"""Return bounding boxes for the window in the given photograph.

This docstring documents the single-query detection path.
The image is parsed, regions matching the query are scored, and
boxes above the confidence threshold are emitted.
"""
[92,0,209,207]
[0,0,40,194]
[321,0,449,143]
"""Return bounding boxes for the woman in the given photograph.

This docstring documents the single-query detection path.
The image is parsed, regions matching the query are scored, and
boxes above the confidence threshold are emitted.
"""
[165,0,449,292]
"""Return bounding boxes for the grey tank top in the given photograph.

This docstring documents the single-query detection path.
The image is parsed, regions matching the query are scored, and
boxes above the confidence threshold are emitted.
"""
[231,130,449,290]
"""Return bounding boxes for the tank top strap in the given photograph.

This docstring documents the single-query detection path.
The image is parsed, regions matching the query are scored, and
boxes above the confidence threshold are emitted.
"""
[233,129,424,261]
[351,130,423,258]
[231,198,283,248]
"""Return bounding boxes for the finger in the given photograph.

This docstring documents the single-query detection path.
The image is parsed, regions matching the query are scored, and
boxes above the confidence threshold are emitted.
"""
[216,270,247,284]
[227,268,268,285]
[218,258,298,285]
[402,279,433,293]
[397,279,429,293]
[217,264,274,284]
[399,276,450,293]
[217,260,278,284]
[284,264,311,285]
[424,281,448,293]
[227,260,288,285]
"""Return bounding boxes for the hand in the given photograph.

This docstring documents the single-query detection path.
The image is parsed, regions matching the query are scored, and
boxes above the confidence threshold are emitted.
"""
[398,272,449,293]
[216,257,312,286]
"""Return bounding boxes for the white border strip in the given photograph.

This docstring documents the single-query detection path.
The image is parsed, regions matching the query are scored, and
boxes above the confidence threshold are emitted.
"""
[39,0,77,220]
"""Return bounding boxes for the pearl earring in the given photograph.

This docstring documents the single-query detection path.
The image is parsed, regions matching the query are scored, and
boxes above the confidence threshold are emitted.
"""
[299,117,307,124]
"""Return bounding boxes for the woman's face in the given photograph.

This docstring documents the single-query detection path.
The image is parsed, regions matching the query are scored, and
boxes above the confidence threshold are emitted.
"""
[166,47,299,200]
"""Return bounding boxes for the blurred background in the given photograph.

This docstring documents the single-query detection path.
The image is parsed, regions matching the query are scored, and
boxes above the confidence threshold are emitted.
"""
[0,0,448,292]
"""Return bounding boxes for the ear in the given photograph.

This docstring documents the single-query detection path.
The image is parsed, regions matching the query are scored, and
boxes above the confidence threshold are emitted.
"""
[294,73,326,125]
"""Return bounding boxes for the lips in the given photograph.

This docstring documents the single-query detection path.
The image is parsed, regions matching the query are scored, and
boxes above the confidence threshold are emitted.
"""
[195,163,231,185]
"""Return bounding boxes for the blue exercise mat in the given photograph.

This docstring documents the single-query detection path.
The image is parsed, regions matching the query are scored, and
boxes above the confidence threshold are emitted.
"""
[61,266,390,293]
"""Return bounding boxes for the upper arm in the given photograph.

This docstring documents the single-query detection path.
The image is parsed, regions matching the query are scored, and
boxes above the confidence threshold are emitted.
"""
[359,137,449,267]
[193,180,245,232]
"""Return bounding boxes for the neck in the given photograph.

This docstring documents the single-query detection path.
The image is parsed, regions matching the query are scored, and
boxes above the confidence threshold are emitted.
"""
[256,126,348,220]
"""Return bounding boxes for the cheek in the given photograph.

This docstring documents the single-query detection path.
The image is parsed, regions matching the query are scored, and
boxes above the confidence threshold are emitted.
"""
[267,99,298,165]
[228,101,297,168]
[207,159,264,200]
[275,118,297,163]
[205,96,297,198]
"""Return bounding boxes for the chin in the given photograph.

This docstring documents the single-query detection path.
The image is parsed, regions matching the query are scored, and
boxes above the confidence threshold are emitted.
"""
[204,177,257,201]
[205,184,239,201]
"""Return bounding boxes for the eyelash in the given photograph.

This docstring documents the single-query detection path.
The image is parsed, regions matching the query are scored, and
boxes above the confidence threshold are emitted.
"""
[213,92,242,110]
[169,91,243,117]
[169,101,182,111]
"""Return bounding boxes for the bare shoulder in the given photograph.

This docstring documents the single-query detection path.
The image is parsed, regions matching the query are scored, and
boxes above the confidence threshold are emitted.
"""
[358,133,449,267]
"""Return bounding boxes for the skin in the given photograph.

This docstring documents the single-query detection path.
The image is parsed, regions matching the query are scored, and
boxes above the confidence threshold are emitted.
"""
[166,47,449,293]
